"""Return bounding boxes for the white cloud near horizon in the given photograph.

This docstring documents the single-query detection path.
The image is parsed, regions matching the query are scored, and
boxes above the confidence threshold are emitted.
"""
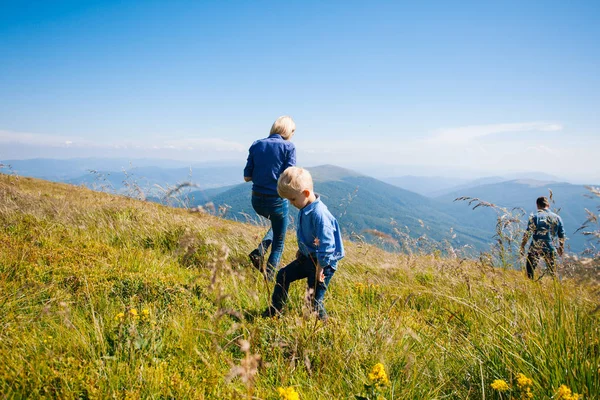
[295,121,565,156]
[0,129,246,153]
[293,127,599,181]
[161,138,245,152]
[0,130,87,147]
[3,126,597,181]
[429,122,563,144]
[527,144,559,155]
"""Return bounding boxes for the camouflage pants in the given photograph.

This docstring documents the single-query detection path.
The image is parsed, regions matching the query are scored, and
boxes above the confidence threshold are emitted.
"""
[526,247,557,280]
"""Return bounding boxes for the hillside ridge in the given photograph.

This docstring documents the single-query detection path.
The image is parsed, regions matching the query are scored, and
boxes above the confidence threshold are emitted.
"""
[0,174,598,398]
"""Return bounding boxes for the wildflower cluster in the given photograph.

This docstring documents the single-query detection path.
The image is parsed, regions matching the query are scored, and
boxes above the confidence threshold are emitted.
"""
[114,308,151,324]
[109,306,160,358]
[490,374,536,398]
[277,386,300,400]
[556,385,582,400]
[355,282,380,295]
[357,363,390,400]
[368,363,390,388]
[491,379,509,392]
[515,373,534,399]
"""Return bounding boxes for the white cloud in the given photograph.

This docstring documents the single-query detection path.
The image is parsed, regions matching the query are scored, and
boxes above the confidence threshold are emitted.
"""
[0,130,83,147]
[0,129,245,153]
[162,138,245,152]
[4,126,596,181]
[527,145,558,155]
[430,122,563,144]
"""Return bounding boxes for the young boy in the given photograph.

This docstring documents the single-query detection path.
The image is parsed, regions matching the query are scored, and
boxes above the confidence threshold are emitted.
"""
[264,167,344,320]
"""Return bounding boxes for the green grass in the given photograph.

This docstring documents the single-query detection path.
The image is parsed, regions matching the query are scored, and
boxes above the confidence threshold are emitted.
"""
[0,174,598,399]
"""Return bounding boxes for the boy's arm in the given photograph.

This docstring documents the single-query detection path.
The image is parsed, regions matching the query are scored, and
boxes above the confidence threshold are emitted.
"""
[312,217,337,272]
[316,265,325,283]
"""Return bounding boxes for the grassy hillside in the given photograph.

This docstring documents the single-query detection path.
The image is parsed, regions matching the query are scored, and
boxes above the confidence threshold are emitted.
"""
[1,174,599,399]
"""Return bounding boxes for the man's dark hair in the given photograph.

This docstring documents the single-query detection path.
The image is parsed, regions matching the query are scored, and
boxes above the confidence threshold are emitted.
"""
[536,196,550,208]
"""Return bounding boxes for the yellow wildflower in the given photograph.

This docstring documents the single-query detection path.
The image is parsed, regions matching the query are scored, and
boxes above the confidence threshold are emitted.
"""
[142,308,150,316]
[491,379,510,392]
[368,363,390,387]
[556,384,582,400]
[115,312,125,321]
[277,386,299,400]
[557,385,570,397]
[129,308,139,319]
[515,373,534,399]
[356,283,367,295]
[516,373,533,388]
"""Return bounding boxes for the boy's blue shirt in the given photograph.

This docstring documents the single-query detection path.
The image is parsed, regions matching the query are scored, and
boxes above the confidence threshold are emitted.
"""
[526,209,565,250]
[296,195,345,269]
[243,134,296,196]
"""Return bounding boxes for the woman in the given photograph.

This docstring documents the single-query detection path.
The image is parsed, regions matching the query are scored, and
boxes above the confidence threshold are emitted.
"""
[243,116,296,280]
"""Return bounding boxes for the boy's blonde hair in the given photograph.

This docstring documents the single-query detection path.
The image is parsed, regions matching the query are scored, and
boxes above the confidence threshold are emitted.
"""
[278,166,313,199]
[270,116,296,140]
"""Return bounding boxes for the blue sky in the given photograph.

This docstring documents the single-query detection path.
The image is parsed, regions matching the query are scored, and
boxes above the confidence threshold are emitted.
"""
[1,0,599,180]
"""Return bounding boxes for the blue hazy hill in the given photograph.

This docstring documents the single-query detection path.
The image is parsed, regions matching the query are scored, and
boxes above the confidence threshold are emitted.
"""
[201,165,491,251]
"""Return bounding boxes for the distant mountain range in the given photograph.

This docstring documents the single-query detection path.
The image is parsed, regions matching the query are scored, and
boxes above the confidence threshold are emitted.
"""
[194,166,596,253]
[2,158,596,254]
[1,158,243,195]
[2,158,195,180]
[381,172,562,197]
[190,165,495,252]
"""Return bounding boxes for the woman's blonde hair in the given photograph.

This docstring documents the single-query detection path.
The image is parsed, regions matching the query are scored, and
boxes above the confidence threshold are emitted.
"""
[270,116,296,140]
[277,167,313,199]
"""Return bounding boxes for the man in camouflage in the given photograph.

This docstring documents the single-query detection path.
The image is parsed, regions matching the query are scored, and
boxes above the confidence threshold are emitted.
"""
[520,196,565,279]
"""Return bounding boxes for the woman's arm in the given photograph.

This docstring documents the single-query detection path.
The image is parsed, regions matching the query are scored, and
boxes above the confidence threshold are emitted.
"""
[284,145,296,169]
[243,143,255,181]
